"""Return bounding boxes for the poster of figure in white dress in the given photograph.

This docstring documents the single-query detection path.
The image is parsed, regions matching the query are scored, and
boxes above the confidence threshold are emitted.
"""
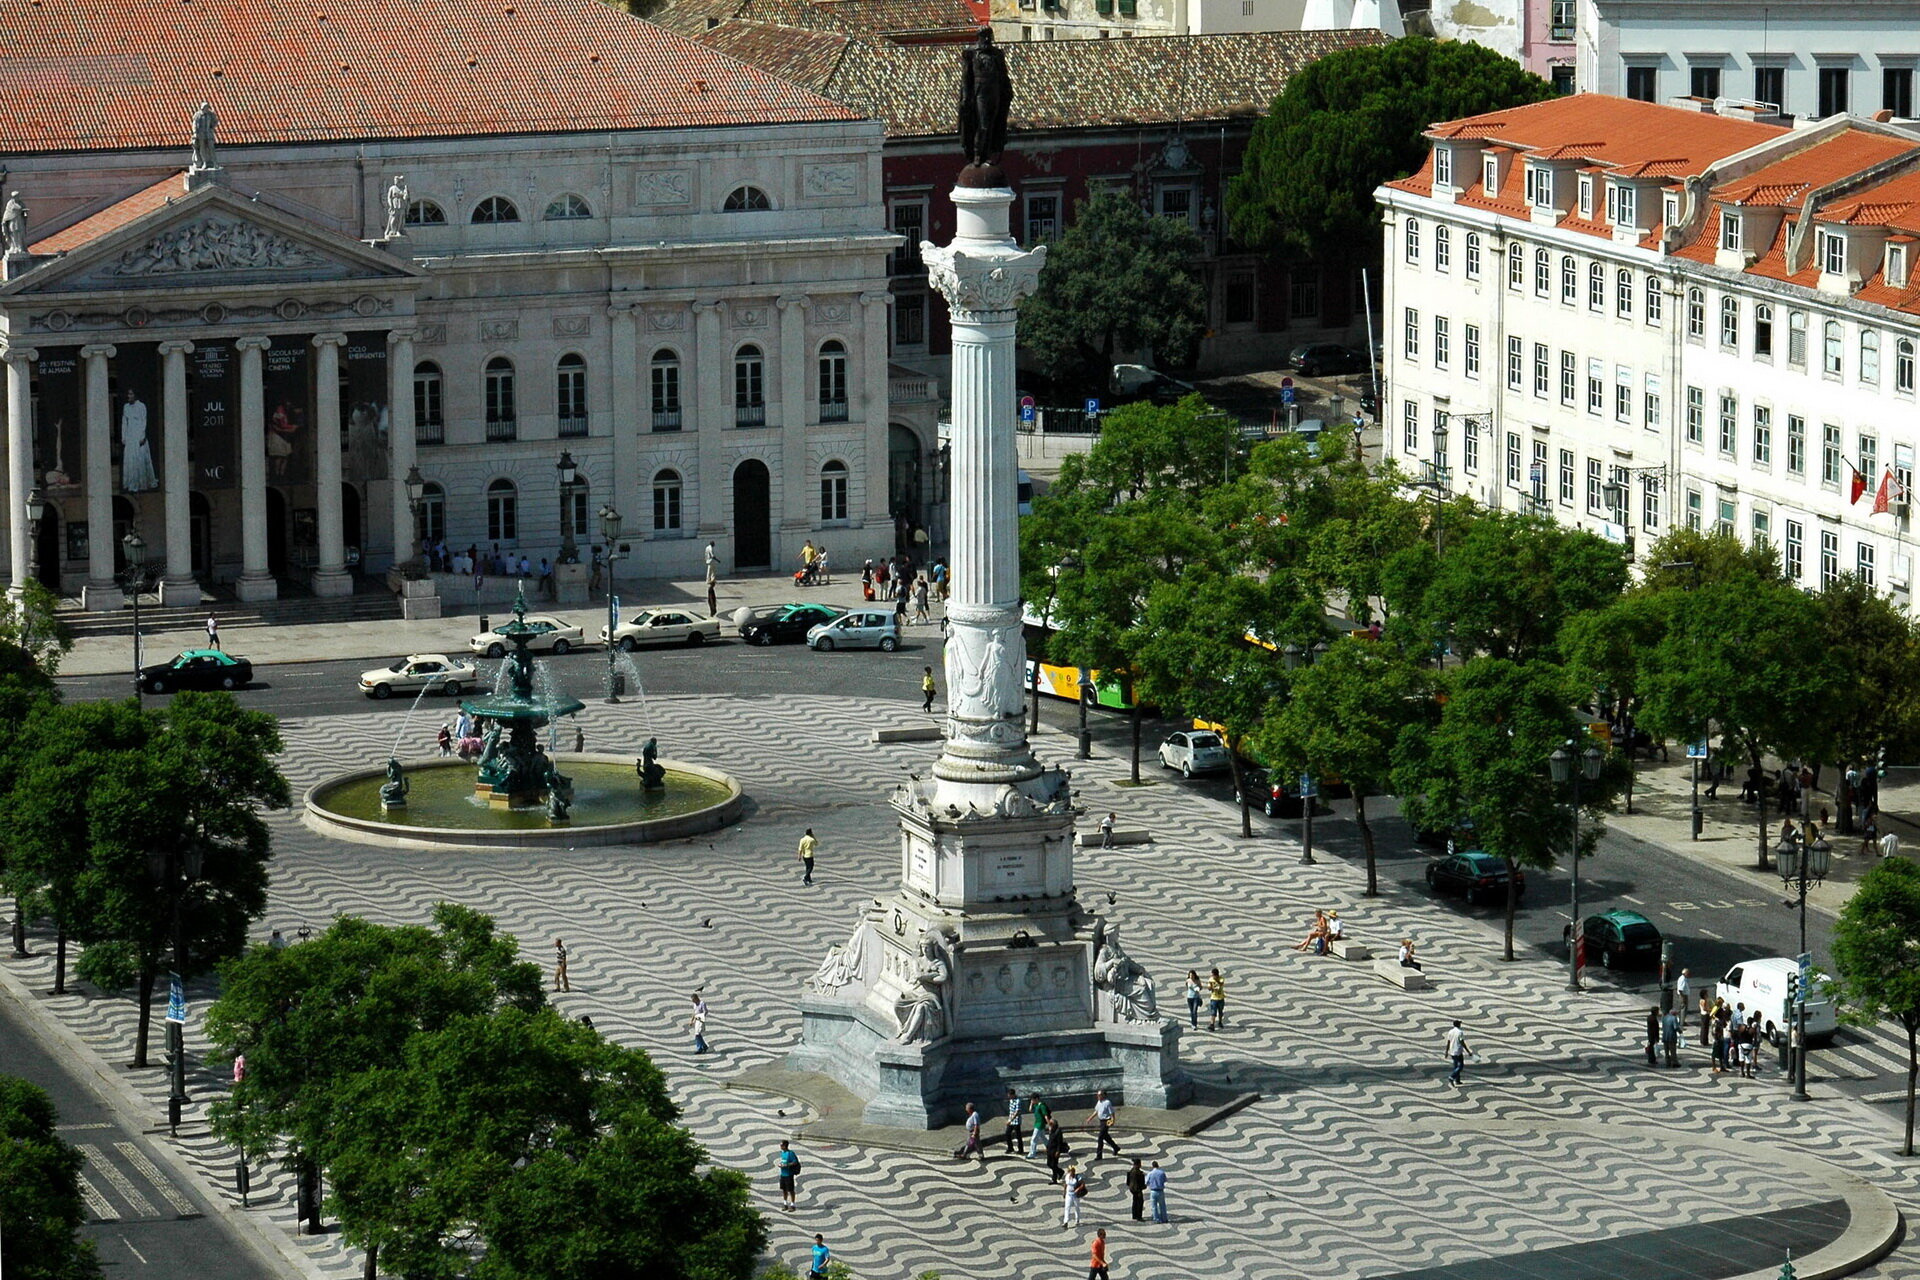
[120,387,159,492]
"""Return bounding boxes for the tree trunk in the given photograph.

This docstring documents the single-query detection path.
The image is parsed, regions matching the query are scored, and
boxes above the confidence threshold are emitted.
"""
[1228,751,1251,839]
[1356,792,1379,898]
[364,1244,378,1280]
[1905,1022,1916,1158]
[134,964,156,1068]
[1756,795,1771,871]
[1503,856,1518,961]
[1625,750,1637,815]
[53,926,68,995]
[9,895,26,957]
[1129,702,1142,785]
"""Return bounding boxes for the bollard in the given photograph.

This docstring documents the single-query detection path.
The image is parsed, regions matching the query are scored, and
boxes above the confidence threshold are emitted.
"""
[236,1158,252,1207]
[479,615,490,636]
[167,1094,182,1135]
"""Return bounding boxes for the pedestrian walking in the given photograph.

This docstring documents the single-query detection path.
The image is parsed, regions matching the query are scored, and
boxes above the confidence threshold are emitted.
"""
[589,546,604,595]
[1207,968,1227,1030]
[268,929,287,950]
[1444,1019,1470,1086]
[1661,1007,1681,1067]
[1087,1090,1120,1160]
[922,666,938,713]
[954,1102,985,1161]
[572,726,585,753]
[1004,1086,1025,1155]
[1087,1227,1110,1280]
[1145,1161,1168,1223]
[798,828,817,886]
[1645,1006,1660,1067]
[437,723,453,756]
[913,575,930,625]
[1184,970,1202,1029]
[1028,1094,1051,1163]
[1044,1117,1066,1183]
[205,614,220,650]
[552,937,570,992]
[776,1139,801,1211]
[689,992,709,1054]
[1125,1158,1147,1221]
[807,1234,830,1280]
[705,540,718,584]
[1099,812,1116,849]
[1676,969,1692,1028]
[1061,1165,1085,1227]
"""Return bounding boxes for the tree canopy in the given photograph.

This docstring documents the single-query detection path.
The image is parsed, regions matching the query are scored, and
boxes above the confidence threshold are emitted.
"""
[1227,37,1553,263]
[1830,858,1920,1156]
[0,1075,101,1280]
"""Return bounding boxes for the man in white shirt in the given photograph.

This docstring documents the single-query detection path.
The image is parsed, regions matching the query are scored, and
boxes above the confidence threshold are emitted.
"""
[1444,1019,1470,1087]
[1087,1090,1120,1160]
[1675,969,1692,1028]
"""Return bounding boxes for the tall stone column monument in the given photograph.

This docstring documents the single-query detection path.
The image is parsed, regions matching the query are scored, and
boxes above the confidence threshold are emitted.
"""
[791,32,1188,1128]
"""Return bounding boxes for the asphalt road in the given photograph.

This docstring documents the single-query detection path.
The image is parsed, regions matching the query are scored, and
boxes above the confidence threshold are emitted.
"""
[0,983,276,1280]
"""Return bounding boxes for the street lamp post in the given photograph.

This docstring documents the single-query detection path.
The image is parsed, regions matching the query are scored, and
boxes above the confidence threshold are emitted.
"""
[1426,420,1451,556]
[25,485,46,586]
[599,503,623,703]
[1284,641,1331,865]
[1550,740,1606,992]
[1774,798,1830,1102]
[150,844,203,1136]
[402,464,427,573]
[1661,559,1705,840]
[556,450,579,565]
[123,531,148,707]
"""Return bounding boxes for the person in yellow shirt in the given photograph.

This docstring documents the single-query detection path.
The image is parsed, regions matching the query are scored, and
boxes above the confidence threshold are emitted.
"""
[922,666,938,713]
[1206,967,1227,1030]
[798,828,817,886]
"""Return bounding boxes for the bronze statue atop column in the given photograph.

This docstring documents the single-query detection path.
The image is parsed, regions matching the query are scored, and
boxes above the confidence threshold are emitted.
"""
[957,29,1013,185]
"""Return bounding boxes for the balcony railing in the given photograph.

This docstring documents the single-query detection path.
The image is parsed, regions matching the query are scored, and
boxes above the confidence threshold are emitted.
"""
[889,376,935,403]
[417,419,446,445]
[735,403,766,428]
[819,400,849,423]
[558,415,588,438]
[651,408,683,432]
[485,418,517,442]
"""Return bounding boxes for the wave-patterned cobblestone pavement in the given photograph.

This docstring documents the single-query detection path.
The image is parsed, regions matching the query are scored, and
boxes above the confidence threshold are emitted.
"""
[8,694,1919,1279]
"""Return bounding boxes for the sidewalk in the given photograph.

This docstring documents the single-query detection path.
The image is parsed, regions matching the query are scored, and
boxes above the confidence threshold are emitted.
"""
[57,571,902,677]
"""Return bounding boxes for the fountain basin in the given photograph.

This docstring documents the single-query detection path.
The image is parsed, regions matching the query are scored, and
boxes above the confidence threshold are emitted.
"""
[304,753,744,849]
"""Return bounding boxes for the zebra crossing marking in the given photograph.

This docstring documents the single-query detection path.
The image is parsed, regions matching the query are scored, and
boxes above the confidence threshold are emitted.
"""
[77,1171,118,1222]
[77,1144,159,1219]
[115,1142,199,1216]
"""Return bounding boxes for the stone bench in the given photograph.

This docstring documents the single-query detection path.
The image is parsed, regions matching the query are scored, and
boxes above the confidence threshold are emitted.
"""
[871,725,944,744]
[1074,830,1152,848]
[1329,939,1371,960]
[1374,959,1431,991]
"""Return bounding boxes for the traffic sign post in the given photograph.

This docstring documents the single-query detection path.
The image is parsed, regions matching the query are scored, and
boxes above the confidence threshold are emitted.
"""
[1020,395,1036,425]
[1083,397,1101,416]
[1282,386,1296,406]
[1686,740,1710,759]
[166,974,187,1026]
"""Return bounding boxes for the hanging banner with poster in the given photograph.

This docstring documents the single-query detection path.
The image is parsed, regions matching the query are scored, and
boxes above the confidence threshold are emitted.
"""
[262,342,312,488]
[190,342,237,490]
[113,343,162,495]
[343,332,389,485]
[32,348,82,496]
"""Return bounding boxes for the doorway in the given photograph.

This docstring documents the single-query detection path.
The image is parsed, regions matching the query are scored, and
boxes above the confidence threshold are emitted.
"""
[190,493,212,576]
[266,488,288,576]
[732,459,771,570]
[341,483,362,571]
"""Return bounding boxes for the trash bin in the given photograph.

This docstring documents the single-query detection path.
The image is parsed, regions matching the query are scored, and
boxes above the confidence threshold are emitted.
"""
[1779,1038,1792,1071]
[610,674,627,698]
[479,615,490,636]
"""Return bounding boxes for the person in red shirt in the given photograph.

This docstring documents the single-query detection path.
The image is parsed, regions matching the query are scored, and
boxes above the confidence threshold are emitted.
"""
[1088,1227,1109,1280]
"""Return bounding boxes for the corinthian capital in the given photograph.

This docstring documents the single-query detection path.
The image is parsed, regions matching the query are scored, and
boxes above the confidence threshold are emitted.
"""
[922,242,1046,318]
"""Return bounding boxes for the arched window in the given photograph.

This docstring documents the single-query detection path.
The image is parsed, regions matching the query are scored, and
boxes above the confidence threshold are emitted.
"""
[1645,274,1663,324]
[652,469,683,532]
[1615,268,1633,317]
[820,460,849,522]
[1404,217,1421,264]
[1534,247,1550,295]
[1720,295,1740,348]
[818,340,848,422]
[1787,310,1808,365]
[486,478,517,542]
[1861,329,1881,384]
[485,357,516,440]
[419,481,446,543]
[556,354,588,437]
[1685,287,1705,339]
[1507,243,1525,290]
[723,186,772,212]
[472,196,520,224]
[1754,303,1774,356]
[650,351,682,431]
[1434,224,1451,271]
[1587,261,1604,310]
[1559,255,1577,303]
[734,345,765,427]
[1823,320,1843,376]
[404,199,447,227]
[1464,230,1481,279]
[543,194,592,221]
[1897,338,1915,393]
[413,361,445,444]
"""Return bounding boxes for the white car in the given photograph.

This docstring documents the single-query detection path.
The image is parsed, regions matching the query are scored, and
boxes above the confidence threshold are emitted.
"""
[359,653,480,699]
[599,608,722,651]
[468,616,585,658]
[1158,730,1231,778]
[807,610,900,651]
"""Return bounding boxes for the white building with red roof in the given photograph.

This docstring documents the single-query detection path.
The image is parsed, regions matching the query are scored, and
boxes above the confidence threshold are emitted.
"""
[1378,93,1920,605]
[0,0,898,608]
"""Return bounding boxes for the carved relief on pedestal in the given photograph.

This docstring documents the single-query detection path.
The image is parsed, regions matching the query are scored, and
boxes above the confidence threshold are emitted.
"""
[942,601,1027,732]
[921,242,1047,318]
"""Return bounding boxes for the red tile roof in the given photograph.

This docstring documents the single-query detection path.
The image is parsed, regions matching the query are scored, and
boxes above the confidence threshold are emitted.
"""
[1714,130,1918,207]
[0,0,860,155]
[28,174,181,253]
[1823,170,1920,235]
[1427,94,1783,179]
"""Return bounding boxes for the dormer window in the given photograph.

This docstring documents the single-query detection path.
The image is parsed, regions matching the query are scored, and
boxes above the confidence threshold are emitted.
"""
[1720,213,1743,252]
[1664,193,1680,226]
[1526,164,1553,209]
[1889,243,1909,287]
[1616,185,1636,226]
[1580,175,1594,218]
[1819,228,1845,276]
[1434,146,1453,187]
[1483,154,1499,194]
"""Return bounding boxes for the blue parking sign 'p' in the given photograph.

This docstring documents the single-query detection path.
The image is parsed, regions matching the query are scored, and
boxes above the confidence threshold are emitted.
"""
[1084,398,1100,415]
[1020,404,1035,421]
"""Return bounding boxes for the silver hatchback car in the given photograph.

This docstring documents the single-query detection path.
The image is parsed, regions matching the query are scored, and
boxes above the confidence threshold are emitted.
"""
[808,610,901,651]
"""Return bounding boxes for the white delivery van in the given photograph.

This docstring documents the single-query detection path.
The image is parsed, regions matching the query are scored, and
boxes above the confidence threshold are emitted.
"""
[1716,957,1837,1044]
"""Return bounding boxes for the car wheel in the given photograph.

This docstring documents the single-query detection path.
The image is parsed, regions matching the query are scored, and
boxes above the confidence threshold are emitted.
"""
[754,631,773,647]
[1181,763,1193,779]
[552,639,571,655]
[1766,1024,1784,1047]
[619,637,637,653]
[1425,869,1439,891]
[1465,887,1479,906]
[818,637,835,651]
[442,682,462,698]
[487,643,506,659]
[373,684,393,700]
[1601,949,1614,970]
[147,679,168,695]
[220,675,238,690]
[878,635,897,652]
[687,632,706,646]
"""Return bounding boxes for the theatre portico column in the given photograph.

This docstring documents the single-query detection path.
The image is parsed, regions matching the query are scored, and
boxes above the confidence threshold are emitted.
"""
[3,345,37,597]
[387,329,415,567]
[310,333,351,597]
[80,344,122,611]
[158,340,197,605]
[234,336,276,602]
[777,294,811,538]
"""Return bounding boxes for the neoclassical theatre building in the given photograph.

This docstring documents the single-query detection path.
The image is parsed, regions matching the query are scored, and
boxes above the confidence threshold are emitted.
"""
[0,0,899,606]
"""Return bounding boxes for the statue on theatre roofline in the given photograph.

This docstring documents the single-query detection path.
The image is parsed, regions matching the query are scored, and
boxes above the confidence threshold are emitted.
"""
[383,175,409,240]
[957,29,1012,173]
[190,102,218,172]
[1,191,26,256]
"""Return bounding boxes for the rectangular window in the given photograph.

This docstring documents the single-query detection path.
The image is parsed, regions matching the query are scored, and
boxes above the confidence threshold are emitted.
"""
[1615,380,1632,422]
[1718,394,1737,456]
[1586,457,1603,512]
[1586,175,1599,221]
[1716,498,1736,537]
[1626,65,1657,102]
[1434,315,1450,369]
[1819,66,1850,118]
[1823,423,1842,484]
[1861,432,1878,484]
[891,201,925,273]
[1525,165,1540,205]
[1559,350,1575,404]
[1464,323,1480,378]
[1752,508,1771,551]
[894,293,926,346]
[1720,215,1743,253]
[1506,431,1522,485]
[1821,231,1846,276]
[1535,344,1551,397]
[1559,448,1575,506]
[1691,65,1721,98]
[1887,67,1915,118]
[1157,186,1193,226]
[1223,274,1256,325]
[1463,417,1480,473]
[1686,488,1702,531]
[1290,271,1321,319]
[1859,541,1877,586]
[1821,530,1840,586]
[1403,307,1419,360]
[1753,404,1772,465]
[1588,371,1604,415]
[1617,184,1636,227]
[1550,0,1574,38]
[1756,64,1785,110]
[1532,441,1549,501]
[1024,193,1059,246]
[1402,399,1419,456]
[1787,415,1806,475]
[1685,386,1704,444]
[1642,476,1661,530]
[1645,388,1661,431]
[1785,519,1804,581]
[1486,154,1501,195]
[1507,336,1524,390]
[1434,147,1453,187]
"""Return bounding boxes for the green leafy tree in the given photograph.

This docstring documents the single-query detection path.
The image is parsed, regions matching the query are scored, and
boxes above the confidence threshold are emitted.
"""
[1635,528,1782,593]
[1019,192,1207,395]
[0,579,75,676]
[1228,37,1553,263]
[1255,637,1436,896]
[1396,657,1609,960]
[1829,858,1920,1155]
[1815,575,1920,832]
[1559,592,1675,813]
[0,1075,102,1280]
[70,692,287,1067]
[0,646,60,960]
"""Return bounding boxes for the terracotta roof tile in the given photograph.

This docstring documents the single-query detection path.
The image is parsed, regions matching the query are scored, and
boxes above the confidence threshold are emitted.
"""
[1714,129,1918,207]
[0,0,860,155]
[1822,169,1920,235]
[1426,94,1782,180]
[28,174,180,253]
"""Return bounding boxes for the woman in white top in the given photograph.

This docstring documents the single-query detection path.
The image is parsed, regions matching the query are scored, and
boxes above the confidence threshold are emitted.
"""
[1399,939,1422,971]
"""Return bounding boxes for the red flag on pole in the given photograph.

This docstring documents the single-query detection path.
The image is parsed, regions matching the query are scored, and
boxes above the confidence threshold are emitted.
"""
[1850,464,1869,505]
[1874,469,1893,514]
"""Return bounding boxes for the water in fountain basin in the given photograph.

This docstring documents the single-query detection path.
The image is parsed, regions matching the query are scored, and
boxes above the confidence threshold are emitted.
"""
[610,651,655,736]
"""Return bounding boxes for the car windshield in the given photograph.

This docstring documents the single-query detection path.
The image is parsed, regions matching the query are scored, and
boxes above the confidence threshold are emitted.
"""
[388,660,408,672]
[1190,734,1222,749]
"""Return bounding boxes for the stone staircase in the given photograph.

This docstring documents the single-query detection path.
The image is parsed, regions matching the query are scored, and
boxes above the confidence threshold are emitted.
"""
[57,578,402,639]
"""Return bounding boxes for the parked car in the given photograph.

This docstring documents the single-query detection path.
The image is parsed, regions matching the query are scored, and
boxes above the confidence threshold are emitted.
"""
[1234,766,1329,818]
[1110,363,1196,403]
[600,608,721,650]
[1158,730,1230,778]
[359,653,479,699]
[1717,957,1838,1044]
[468,615,584,658]
[140,648,254,695]
[1425,850,1526,905]
[1562,910,1663,970]
[742,603,843,646]
[1288,343,1368,378]
[808,610,901,651]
